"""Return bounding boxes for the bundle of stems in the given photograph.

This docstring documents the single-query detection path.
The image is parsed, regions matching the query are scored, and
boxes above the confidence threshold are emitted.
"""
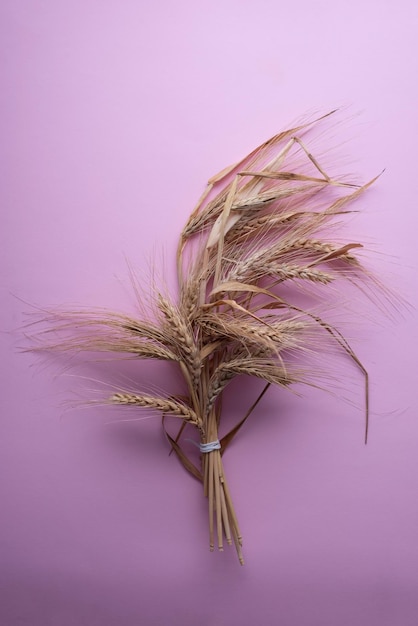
[34,111,382,564]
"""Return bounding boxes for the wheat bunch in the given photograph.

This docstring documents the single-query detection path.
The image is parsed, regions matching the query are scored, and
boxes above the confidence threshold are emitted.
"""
[33,111,386,564]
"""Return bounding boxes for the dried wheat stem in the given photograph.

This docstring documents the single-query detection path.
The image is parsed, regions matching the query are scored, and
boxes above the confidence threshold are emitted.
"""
[224,493,243,548]
[214,450,223,551]
[217,454,232,546]
[205,408,219,551]
[208,450,215,551]
[222,468,244,565]
[203,450,209,498]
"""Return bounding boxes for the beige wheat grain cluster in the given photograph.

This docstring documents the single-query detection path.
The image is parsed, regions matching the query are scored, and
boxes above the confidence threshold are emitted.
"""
[37,112,381,564]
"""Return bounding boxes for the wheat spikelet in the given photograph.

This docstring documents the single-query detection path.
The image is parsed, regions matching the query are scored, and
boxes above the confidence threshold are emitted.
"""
[226,255,334,284]
[205,367,236,415]
[179,276,200,323]
[197,315,277,354]
[212,358,292,388]
[285,238,360,264]
[110,392,201,426]
[31,332,180,361]
[226,210,311,239]
[157,295,202,387]
[235,318,308,348]
[274,264,334,284]
[182,188,230,239]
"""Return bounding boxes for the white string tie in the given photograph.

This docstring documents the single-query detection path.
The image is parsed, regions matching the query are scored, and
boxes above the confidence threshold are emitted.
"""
[199,440,221,453]
[186,439,221,453]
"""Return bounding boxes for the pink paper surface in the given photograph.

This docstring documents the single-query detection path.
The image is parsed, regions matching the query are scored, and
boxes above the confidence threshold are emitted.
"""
[1,2,417,625]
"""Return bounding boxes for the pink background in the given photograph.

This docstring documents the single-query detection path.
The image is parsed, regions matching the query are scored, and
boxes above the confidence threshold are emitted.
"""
[1,2,417,625]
